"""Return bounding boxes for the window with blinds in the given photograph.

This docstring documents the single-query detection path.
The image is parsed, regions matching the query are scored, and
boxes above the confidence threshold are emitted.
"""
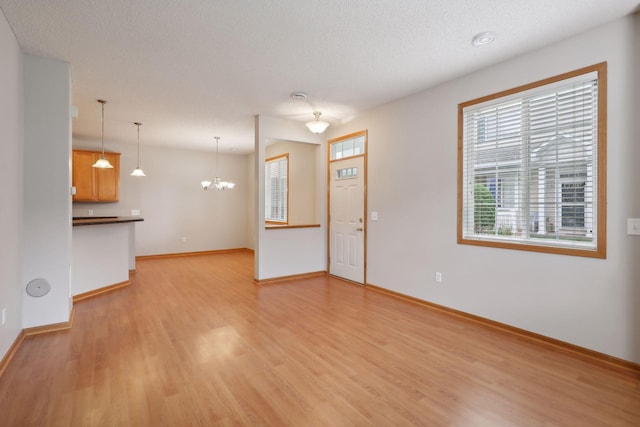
[265,154,288,223]
[458,63,606,258]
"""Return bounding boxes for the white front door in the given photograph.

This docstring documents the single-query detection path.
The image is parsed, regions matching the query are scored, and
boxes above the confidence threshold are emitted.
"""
[329,155,365,284]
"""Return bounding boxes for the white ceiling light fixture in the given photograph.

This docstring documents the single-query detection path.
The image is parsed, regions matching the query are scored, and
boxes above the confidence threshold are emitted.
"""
[472,31,497,47]
[201,137,235,191]
[130,122,146,177]
[305,111,330,134]
[92,99,114,168]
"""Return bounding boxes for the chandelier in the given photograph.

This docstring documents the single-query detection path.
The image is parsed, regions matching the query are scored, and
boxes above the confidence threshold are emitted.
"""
[201,137,235,190]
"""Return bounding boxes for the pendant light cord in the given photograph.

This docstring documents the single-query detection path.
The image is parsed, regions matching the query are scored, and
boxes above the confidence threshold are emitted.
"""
[215,136,220,176]
[98,99,107,157]
[101,102,105,156]
[136,123,141,168]
[100,103,104,157]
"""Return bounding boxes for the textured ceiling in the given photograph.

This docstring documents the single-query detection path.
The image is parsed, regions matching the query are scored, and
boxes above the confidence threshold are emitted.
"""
[1,0,638,153]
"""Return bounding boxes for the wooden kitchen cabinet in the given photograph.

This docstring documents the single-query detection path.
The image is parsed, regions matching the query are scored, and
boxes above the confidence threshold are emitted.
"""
[72,149,120,202]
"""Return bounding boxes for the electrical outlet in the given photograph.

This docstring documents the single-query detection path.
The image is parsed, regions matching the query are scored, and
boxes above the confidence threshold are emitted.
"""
[131,209,141,216]
[435,272,442,284]
[88,209,94,216]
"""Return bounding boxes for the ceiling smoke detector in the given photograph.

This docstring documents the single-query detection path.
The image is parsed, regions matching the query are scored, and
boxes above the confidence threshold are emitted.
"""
[472,31,497,47]
[291,92,308,101]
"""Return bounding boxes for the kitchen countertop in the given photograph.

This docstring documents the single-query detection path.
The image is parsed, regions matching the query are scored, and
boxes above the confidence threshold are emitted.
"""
[72,216,144,226]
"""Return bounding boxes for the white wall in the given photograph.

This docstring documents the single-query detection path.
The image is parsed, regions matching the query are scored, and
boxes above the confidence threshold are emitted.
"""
[72,224,130,295]
[0,9,23,360]
[327,15,640,363]
[255,115,326,280]
[246,153,256,251]
[22,54,72,328]
[72,139,249,256]
[631,11,640,366]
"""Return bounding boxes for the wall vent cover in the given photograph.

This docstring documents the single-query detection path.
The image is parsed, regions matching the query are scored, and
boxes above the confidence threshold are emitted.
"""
[26,278,51,297]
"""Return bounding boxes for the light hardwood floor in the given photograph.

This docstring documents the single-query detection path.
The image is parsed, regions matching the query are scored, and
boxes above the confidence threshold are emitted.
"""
[1,252,638,426]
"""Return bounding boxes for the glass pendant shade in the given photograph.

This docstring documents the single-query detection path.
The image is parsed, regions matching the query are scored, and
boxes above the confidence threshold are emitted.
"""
[214,177,235,190]
[305,111,330,134]
[93,156,114,168]
[93,99,114,168]
[130,122,146,176]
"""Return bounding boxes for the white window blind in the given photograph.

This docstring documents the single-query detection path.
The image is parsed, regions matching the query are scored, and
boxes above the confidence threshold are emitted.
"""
[265,155,288,223]
[459,64,606,257]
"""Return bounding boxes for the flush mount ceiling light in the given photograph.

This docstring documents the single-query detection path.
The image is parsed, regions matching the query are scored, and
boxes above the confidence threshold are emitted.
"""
[201,137,235,191]
[305,111,330,134]
[472,31,497,47]
[92,99,114,168]
[130,122,146,177]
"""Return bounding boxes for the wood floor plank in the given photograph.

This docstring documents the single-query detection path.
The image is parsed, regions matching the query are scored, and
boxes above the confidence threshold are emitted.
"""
[0,251,638,426]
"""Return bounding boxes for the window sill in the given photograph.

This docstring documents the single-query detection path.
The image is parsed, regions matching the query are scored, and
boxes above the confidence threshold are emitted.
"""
[265,224,321,230]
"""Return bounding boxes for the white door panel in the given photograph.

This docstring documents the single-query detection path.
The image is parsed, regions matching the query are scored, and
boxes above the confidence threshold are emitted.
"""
[335,233,345,265]
[329,156,365,283]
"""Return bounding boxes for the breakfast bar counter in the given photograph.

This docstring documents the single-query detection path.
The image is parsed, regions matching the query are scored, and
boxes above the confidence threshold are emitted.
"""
[72,216,144,226]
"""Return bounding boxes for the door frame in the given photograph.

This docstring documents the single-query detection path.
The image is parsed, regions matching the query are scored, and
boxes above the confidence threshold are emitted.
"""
[327,130,368,285]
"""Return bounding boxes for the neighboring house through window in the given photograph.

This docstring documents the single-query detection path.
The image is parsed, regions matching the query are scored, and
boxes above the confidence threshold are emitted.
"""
[458,62,606,258]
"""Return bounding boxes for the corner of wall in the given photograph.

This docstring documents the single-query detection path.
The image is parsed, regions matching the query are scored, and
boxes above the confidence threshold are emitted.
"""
[22,54,72,328]
[0,7,24,362]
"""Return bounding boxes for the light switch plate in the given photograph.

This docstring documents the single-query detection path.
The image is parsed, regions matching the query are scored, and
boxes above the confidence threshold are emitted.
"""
[628,218,640,235]
[371,211,379,221]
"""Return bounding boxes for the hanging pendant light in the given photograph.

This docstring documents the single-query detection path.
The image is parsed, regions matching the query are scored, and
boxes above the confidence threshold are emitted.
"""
[201,136,235,190]
[305,111,330,134]
[92,99,114,168]
[130,122,146,176]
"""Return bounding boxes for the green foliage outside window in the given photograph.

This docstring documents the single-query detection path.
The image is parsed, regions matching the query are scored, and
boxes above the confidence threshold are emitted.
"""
[474,183,496,233]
